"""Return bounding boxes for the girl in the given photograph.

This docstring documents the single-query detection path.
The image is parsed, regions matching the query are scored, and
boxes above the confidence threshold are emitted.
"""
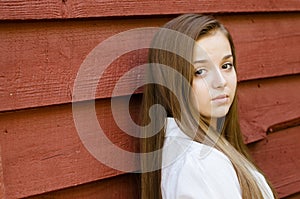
[141,14,278,199]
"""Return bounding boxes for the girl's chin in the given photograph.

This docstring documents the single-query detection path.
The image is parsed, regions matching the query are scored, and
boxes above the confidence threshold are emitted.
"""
[201,109,229,119]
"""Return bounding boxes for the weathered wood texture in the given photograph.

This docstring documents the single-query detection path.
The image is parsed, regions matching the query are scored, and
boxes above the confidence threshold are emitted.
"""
[24,173,300,199]
[0,2,299,198]
[238,75,300,143]
[26,173,140,199]
[0,80,299,198]
[249,126,300,198]
[0,0,299,20]
[0,96,140,198]
[0,13,299,112]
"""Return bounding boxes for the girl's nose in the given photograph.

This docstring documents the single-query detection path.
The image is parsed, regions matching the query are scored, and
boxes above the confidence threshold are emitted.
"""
[212,69,227,89]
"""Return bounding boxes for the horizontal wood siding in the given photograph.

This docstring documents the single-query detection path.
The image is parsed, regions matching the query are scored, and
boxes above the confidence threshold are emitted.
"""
[249,126,300,198]
[0,97,140,198]
[238,75,300,143]
[0,1,299,198]
[1,92,298,198]
[1,14,299,111]
[0,0,299,20]
[26,174,140,199]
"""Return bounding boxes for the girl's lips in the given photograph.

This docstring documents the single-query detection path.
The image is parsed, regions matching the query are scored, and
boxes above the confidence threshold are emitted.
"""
[212,94,228,100]
[212,94,229,104]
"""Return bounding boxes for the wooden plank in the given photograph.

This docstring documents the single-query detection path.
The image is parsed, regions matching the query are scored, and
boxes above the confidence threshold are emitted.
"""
[0,18,162,112]
[248,126,300,198]
[0,0,299,20]
[0,95,140,198]
[26,174,139,199]
[238,75,300,143]
[0,13,300,112]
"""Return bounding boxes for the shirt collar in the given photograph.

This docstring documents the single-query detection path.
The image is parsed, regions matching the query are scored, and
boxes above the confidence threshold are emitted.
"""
[165,117,192,140]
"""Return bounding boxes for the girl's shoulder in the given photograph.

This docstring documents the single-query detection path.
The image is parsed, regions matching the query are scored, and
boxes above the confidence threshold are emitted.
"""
[162,137,239,178]
[161,139,242,199]
[163,117,238,181]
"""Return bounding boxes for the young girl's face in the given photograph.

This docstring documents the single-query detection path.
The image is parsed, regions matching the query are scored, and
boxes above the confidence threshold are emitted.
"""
[192,30,237,119]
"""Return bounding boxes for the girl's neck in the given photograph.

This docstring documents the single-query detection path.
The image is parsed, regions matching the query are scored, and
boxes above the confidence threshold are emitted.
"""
[210,118,218,129]
[201,116,218,130]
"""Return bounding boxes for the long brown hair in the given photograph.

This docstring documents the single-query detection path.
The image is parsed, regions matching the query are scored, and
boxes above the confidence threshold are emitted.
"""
[140,14,278,199]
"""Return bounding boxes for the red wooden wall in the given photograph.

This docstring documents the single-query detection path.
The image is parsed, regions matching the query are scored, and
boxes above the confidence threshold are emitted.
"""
[0,1,299,198]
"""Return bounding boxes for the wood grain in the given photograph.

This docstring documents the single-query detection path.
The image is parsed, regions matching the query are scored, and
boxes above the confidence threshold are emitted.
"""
[0,13,299,112]
[0,146,5,199]
[0,18,163,113]
[0,0,299,20]
[249,125,300,198]
[238,75,300,143]
[1,5,299,198]
[26,174,139,199]
[0,88,298,198]
[0,96,140,198]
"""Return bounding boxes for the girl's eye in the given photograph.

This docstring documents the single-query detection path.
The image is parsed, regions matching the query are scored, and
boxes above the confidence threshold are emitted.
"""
[222,63,234,70]
[194,68,207,76]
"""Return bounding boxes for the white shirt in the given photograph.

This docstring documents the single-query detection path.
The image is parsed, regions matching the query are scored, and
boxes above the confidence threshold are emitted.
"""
[161,117,274,199]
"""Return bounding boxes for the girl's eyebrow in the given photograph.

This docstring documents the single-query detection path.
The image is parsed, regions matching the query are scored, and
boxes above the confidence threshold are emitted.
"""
[193,59,208,64]
[193,54,233,64]
[223,54,233,60]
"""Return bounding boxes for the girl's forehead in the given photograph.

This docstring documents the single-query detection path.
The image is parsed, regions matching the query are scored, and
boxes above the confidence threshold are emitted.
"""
[193,30,232,61]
